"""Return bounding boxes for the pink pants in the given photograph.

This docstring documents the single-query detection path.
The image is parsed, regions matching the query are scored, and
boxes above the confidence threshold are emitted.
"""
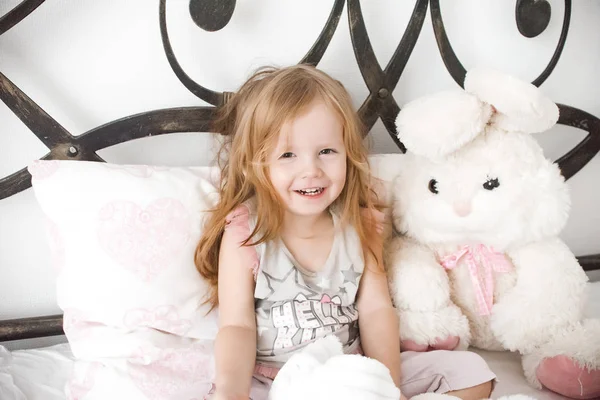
[206,350,496,400]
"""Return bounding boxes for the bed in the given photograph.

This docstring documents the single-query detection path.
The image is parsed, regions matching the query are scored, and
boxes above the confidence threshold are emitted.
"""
[1,283,598,400]
[1,1,599,399]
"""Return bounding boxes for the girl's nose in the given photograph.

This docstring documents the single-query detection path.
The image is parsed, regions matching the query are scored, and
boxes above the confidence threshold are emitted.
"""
[302,158,322,178]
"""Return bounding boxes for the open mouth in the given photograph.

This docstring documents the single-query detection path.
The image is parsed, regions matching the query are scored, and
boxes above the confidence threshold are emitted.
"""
[294,187,325,196]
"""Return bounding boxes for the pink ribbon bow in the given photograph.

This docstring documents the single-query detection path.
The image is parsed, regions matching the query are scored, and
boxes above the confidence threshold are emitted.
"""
[440,244,512,316]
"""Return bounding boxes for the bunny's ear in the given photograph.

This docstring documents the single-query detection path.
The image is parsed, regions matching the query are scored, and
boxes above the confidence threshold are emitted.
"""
[464,67,559,134]
[395,90,493,159]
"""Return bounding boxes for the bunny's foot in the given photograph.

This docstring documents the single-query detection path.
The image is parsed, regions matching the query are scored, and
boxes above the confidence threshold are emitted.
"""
[536,355,600,399]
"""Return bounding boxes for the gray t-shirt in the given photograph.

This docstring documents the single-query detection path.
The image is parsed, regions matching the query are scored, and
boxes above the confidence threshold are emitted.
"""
[243,204,365,369]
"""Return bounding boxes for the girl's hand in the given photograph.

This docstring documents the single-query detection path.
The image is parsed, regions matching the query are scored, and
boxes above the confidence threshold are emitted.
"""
[400,394,408,400]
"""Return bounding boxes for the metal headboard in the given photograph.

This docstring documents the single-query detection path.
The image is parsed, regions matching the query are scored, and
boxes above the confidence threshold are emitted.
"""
[0,0,598,342]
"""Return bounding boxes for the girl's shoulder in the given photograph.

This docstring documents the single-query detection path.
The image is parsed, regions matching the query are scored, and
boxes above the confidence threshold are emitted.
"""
[224,200,257,231]
[222,202,260,279]
[225,203,251,227]
[223,203,256,245]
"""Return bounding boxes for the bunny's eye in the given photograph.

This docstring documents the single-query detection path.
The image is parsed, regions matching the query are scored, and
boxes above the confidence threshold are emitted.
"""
[483,178,500,191]
[428,179,439,194]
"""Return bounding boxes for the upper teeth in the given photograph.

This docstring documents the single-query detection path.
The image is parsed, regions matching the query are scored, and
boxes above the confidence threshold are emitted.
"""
[298,188,322,194]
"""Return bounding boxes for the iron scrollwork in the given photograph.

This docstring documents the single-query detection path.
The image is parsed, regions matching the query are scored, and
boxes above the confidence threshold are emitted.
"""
[0,0,598,260]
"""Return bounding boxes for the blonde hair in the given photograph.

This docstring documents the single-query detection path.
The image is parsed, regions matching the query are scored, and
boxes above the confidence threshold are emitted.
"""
[195,64,382,309]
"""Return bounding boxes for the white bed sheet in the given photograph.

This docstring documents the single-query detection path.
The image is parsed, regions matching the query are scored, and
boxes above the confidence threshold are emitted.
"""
[1,343,73,400]
[1,281,598,400]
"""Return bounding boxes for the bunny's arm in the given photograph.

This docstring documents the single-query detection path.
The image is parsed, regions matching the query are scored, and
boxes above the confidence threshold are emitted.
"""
[491,237,589,353]
[386,236,471,350]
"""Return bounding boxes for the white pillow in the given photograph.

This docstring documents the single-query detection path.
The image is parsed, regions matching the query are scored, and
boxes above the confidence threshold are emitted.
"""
[29,161,221,355]
[29,160,220,399]
[368,153,404,207]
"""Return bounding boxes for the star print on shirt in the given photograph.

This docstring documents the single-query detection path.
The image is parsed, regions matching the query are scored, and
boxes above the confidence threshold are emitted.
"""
[341,265,361,287]
[262,267,318,300]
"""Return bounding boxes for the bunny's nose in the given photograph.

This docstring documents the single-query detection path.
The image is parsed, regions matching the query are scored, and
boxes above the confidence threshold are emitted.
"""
[453,201,472,217]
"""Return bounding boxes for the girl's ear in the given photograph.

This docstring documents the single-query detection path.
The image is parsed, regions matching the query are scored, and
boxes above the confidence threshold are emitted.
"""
[464,67,559,134]
[395,90,493,160]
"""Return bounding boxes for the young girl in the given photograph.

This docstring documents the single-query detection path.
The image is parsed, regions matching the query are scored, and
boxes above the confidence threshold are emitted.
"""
[196,65,496,400]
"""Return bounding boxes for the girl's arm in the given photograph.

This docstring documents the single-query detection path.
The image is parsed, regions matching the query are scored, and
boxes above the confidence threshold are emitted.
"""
[356,257,402,389]
[356,208,402,392]
[213,209,258,399]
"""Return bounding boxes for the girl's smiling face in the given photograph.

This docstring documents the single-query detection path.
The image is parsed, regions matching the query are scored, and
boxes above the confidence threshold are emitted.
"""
[268,100,347,218]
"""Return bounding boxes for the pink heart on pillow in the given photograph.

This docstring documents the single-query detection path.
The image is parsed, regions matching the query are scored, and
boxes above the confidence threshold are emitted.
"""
[127,344,214,399]
[123,305,192,335]
[97,198,190,281]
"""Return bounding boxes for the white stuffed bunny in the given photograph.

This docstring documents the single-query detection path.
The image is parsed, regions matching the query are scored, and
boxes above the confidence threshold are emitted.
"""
[387,68,600,399]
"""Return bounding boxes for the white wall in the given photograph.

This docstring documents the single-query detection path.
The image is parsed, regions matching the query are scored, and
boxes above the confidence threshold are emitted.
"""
[1,0,599,326]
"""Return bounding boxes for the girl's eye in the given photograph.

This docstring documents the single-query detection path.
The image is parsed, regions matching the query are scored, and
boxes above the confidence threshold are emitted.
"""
[280,152,294,159]
[320,148,336,155]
